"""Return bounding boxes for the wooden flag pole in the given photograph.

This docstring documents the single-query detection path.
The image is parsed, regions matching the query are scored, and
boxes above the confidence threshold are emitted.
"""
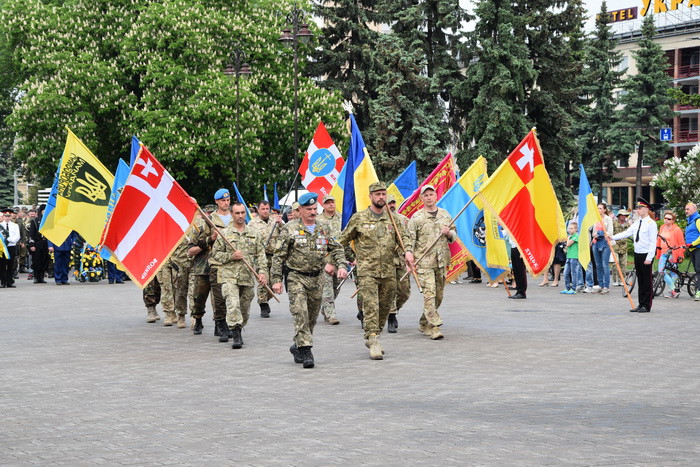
[604,234,635,309]
[386,206,422,293]
[197,206,280,303]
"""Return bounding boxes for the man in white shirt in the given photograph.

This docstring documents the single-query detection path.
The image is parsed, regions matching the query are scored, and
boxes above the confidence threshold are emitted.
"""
[0,208,21,288]
[609,198,658,313]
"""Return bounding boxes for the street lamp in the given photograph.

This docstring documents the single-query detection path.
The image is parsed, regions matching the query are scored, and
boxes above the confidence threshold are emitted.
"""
[223,48,252,187]
[279,6,313,199]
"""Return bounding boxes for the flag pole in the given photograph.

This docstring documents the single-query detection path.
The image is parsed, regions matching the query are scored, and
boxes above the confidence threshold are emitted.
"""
[386,206,422,293]
[197,205,280,303]
[399,195,477,281]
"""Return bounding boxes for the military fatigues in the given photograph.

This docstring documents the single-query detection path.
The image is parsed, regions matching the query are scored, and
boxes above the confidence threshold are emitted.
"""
[247,216,281,306]
[143,276,161,322]
[271,219,346,348]
[339,208,405,339]
[389,211,412,315]
[15,218,28,274]
[612,219,629,279]
[406,208,456,336]
[211,223,267,330]
[165,228,196,326]
[318,211,342,322]
[190,213,228,322]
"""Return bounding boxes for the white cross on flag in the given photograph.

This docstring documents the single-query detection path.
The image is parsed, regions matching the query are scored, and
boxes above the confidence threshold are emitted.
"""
[101,145,198,288]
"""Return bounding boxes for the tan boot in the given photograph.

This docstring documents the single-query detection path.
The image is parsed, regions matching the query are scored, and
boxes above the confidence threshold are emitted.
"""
[177,315,186,328]
[419,323,432,337]
[146,306,158,323]
[328,314,340,325]
[367,334,384,360]
[163,311,176,326]
[430,326,444,340]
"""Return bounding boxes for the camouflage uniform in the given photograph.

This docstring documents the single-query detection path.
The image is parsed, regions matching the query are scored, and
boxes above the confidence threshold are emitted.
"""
[406,207,456,336]
[389,210,412,315]
[247,215,281,306]
[612,219,629,271]
[169,228,195,325]
[190,212,228,322]
[339,207,405,339]
[318,210,342,322]
[271,219,346,348]
[15,217,28,274]
[211,223,267,330]
[143,276,161,322]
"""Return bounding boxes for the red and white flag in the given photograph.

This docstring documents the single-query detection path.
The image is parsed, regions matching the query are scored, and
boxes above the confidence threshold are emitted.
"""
[299,121,344,198]
[101,145,198,288]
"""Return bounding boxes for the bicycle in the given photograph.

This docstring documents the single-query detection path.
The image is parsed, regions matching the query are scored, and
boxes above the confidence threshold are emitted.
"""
[653,237,698,298]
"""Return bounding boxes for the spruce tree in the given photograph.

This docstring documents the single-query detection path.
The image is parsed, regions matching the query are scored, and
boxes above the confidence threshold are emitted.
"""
[576,2,624,201]
[452,0,535,171]
[609,13,674,199]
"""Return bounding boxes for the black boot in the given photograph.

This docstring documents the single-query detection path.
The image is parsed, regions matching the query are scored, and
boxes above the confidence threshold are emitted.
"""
[217,320,229,342]
[260,303,271,318]
[231,326,243,349]
[387,313,398,333]
[356,309,364,328]
[300,346,315,368]
[193,317,203,335]
[290,344,303,363]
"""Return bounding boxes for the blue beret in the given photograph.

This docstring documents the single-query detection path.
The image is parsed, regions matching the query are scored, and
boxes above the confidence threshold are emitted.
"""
[298,192,318,206]
[214,189,230,200]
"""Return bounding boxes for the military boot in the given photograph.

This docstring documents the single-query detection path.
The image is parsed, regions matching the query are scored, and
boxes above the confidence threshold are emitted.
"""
[367,334,384,360]
[289,344,303,364]
[193,317,203,335]
[328,314,340,325]
[300,346,315,368]
[356,309,364,328]
[260,303,271,318]
[216,320,229,342]
[231,326,243,349]
[176,315,186,328]
[387,313,398,333]
[164,311,176,326]
[146,306,158,323]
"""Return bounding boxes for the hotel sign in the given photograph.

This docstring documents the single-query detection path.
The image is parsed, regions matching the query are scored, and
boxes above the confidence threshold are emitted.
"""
[607,7,639,22]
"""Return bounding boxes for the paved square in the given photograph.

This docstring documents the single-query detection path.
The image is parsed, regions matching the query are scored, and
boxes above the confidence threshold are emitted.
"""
[2,275,699,465]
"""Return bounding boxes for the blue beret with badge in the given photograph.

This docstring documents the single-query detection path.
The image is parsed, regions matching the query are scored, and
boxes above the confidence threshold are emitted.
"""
[298,192,318,206]
[214,188,230,200]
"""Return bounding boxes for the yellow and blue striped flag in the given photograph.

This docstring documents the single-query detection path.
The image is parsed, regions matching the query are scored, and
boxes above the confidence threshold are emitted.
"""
[387,161,418,207]
[577,164,602,271]
[340,114,379,229]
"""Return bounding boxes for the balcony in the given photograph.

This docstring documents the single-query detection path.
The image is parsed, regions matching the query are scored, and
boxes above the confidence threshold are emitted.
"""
[678,63,700,78]
[677,129,699,142]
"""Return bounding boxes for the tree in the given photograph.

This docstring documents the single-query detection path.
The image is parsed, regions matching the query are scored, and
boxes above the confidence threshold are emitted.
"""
[452,0,535,172]
[608,13,674,199]
[0,0,345,202]
[652,143,700,216]
[0,155,13,207]
[576,1,624,201]
[364,34,446,179]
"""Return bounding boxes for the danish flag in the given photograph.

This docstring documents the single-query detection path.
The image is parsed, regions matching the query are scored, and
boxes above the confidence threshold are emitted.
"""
[101,144,198,288]
[298,121,344,198]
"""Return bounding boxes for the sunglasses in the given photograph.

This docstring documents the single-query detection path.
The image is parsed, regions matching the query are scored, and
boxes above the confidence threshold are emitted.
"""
[664,217,673,220]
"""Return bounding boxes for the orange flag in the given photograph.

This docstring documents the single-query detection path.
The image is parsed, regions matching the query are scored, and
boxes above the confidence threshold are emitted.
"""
[477,129,566,277]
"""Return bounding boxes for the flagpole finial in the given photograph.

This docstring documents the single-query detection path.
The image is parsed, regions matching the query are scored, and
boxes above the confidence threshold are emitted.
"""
[342,100,354,115]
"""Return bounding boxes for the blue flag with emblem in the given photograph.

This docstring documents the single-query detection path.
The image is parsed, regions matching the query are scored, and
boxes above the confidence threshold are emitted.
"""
[387,161,418,207]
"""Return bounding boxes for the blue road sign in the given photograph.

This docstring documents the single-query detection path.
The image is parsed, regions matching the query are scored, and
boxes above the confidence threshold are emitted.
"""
[660,128,672,142]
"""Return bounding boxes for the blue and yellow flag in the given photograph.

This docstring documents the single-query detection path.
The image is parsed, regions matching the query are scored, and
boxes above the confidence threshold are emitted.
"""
[232,182,251,223]
[328,163,346,215]
[0,234,10,260]
[39,156,73,245]
[437,157,509,282]
[100,158,130,267]
[387,161,418,207]
[577,165,601,271]
[340,114,379,229]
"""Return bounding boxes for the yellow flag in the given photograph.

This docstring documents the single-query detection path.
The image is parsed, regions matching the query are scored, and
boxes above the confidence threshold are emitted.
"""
[53,128,115,246]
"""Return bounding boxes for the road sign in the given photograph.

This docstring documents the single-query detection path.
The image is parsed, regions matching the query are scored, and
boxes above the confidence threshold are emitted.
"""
[660,128,672,142]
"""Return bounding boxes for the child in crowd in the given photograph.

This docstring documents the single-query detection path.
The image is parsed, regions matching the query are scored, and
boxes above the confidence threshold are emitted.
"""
[561,222,583,294]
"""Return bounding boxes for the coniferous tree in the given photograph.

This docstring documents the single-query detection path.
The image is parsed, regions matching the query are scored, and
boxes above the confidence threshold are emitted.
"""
[0,159,14,207]
[452,0,535,171]
[576,2,624,201]
[309,0,382,132]
[609,13,674,199]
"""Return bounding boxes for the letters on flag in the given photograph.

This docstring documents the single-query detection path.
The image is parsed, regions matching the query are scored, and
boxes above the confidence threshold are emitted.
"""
[577,165,602,271]
[299,121,345,198]
[477,129,567,277]
[340,114,379,229]
[437,157,509,282]
[45,128,114,246]
[399,154,456,218]
[38,157,73,245]
[101,144,198,288]
[387,161,418,207]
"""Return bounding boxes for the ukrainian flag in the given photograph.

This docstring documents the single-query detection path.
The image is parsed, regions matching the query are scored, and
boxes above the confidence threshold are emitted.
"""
[39,156,73,245]
[340,114,378,228]
[0,234,10,260]
[328,164,346,215]
[577,164,601,271]
[387,161,418,207]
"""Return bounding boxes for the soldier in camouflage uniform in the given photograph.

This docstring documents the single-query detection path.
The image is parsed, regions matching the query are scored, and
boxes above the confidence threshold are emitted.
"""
[319,194,342,325]
[212,202,268,349]
[271,192,347,369]
[155,263,178,326]
[247,200,283,318]
[143,276,161,323]
[405,185,456,340]
[386,195,412,333]
[339,182,407,360]
[611,209,630,286]
[188,191,230,340]
[167,225,196,328]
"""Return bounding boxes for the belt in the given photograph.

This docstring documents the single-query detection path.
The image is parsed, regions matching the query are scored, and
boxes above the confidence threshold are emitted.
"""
[288,268,322,277]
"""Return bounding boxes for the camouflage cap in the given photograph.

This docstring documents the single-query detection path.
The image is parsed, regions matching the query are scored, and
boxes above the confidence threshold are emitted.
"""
[322,194,336,203]
[292,202,300,210]
[420,184,436,194]
[387,195,397,203]
[203,204,216,213]
[368,181,387,192]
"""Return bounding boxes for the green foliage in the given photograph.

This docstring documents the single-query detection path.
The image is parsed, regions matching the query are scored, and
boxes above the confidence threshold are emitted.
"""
[0,0,345,202]
[652,142,700,215]
[668,87,700,107]
[576,1,624,198]
[0,154,13,207]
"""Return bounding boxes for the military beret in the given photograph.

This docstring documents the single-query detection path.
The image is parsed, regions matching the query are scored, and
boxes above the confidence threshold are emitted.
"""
[298,192,318,206]
[420,184,436,194]
[214,188,230,200]
[368,181,387,192]
[322,194,336,203]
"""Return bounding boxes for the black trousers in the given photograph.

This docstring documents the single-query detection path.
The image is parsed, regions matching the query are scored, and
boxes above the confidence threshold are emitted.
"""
[692,248,700,294]
[511,247,527,296]
[31,246,49,280]
[634,253,653,310]
[0,245,17,285]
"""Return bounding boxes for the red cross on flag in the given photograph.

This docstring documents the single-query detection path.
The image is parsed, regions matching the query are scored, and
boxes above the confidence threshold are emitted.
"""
[101,144,198,288]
